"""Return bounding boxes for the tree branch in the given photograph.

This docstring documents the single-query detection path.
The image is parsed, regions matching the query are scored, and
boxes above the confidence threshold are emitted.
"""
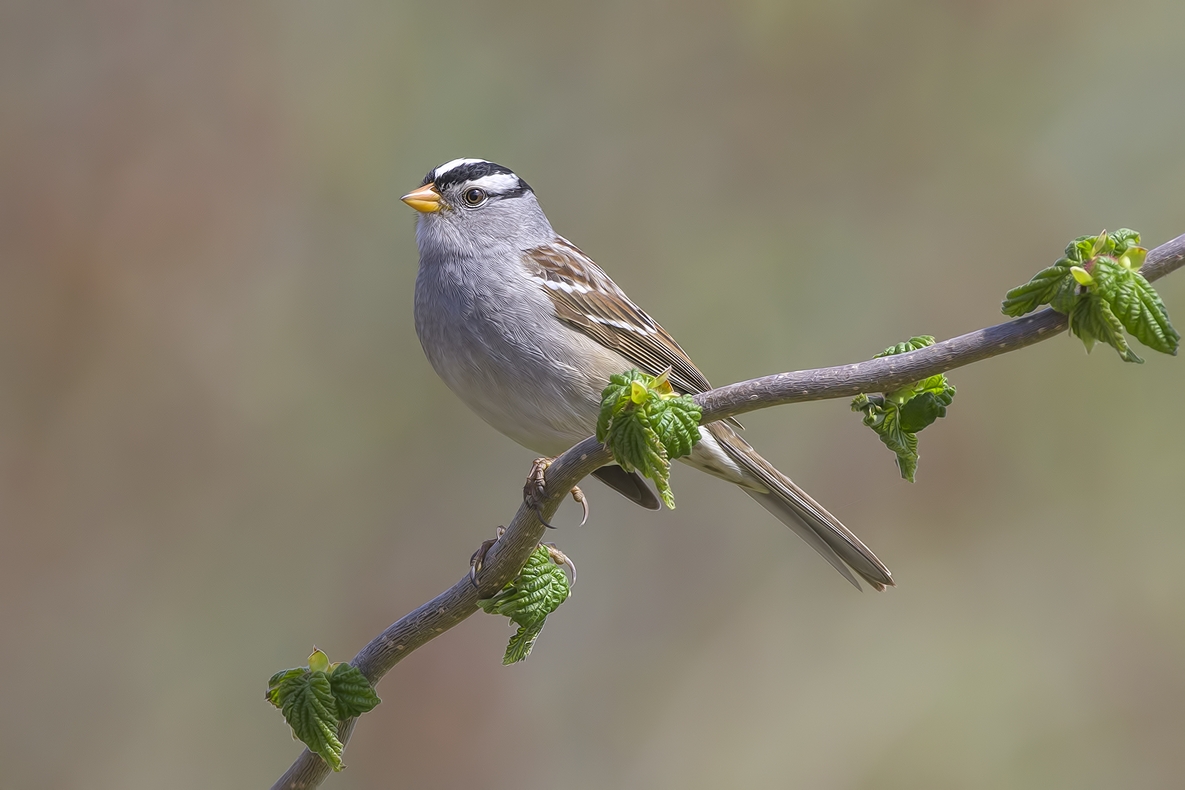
[272,233,1184,790]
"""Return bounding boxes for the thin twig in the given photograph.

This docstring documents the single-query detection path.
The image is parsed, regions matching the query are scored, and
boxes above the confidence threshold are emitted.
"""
[271,233,1184,790]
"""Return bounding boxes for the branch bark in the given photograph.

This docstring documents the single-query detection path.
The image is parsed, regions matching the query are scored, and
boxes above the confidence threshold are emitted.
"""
[272,233,1185,790]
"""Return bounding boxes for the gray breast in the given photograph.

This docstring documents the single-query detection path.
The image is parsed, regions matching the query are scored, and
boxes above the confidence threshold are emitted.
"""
[413,250,618,454]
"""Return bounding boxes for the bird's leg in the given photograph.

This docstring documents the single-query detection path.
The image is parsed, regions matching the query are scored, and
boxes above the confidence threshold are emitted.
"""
[524,458,556,528]
[524,457,589,528]
[470,457,587,589]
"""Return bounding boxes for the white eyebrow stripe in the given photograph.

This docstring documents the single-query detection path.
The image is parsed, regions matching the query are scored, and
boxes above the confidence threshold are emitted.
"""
[467,172,522,194]
[433,158,486,180]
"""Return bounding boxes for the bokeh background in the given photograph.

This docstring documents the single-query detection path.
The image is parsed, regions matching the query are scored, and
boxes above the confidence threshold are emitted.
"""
[3,1,1184,788]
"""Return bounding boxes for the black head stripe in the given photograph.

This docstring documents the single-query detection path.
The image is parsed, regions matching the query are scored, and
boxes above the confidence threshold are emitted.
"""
[423,160,532,196]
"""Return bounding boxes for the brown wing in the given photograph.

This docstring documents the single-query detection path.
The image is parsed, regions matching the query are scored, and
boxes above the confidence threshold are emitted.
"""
[525,240,714,396]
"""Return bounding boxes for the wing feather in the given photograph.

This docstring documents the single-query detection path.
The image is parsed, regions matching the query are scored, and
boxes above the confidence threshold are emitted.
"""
[524,240,714,396]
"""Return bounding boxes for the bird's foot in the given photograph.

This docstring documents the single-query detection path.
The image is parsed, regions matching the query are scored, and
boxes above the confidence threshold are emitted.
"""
[469,525,577,588]
[541,542,577,585]
[524,457,589,528]
[470,525,505,588]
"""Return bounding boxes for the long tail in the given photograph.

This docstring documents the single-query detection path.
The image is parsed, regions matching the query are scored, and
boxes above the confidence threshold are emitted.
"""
[705,423,894,591]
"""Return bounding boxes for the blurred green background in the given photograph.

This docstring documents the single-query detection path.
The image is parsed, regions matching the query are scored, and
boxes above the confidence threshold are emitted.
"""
[3,1,1184,788]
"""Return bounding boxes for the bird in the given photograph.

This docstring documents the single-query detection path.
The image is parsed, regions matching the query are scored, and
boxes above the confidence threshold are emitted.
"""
[402,158,893,591]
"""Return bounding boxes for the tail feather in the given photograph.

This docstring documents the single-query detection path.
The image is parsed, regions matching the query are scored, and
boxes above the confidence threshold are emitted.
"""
[592,465,661,510]
[706,423,894,591]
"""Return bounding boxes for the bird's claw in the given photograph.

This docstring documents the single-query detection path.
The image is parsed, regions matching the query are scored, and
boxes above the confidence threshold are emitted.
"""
[542,543,577,586]
[469,526,506,588]
[524,457,589,528]
[571,485,589,526]
[469,527,576,589]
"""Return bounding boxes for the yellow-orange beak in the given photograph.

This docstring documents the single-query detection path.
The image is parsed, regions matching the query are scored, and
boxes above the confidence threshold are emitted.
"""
[401,183,442,213]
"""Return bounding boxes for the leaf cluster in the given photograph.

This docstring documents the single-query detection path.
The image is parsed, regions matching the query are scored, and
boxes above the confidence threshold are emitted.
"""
[1002,229,1179,362]
[596,368,703,508]
[477,545,572,664]
[852,336,956,482]
[266,649,381,771]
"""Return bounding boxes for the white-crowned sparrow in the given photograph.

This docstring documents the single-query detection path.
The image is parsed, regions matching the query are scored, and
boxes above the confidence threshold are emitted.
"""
[403,158,893,591]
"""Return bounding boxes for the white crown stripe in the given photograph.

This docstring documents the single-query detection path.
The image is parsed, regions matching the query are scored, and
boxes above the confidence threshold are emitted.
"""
[432,158,486,180]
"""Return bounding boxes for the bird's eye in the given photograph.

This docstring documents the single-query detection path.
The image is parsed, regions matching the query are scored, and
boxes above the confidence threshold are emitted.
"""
[463,187,487,206]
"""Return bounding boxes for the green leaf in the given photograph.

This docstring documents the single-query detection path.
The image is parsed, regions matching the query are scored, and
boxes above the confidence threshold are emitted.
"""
[1069,293,1142,363]
[268,669,344,771]
[1001,228,1177,362]
[597,369,701,509]
[478,546,572,664]
[1005,230,1139,318]
[899,389,954,433]
[1109,228,1141,254]
[653,465,676,509]
[503,620,546,665]
[915,373,954,397]
[875,404,913,459]
[853,336,954,482]
[477,546,570,625]
[1067,292,1101,354]
[1002,265,1073,317]
[1048,273,1082,315]
[861,400,919,482]
[648,395,702,460]
[607,409,665,479]
[266,650,382,771]
[611,416,673,507]
[1090,257,1122,301]
[1065,236,1094,262]
[266,667,307,707]
[875,335,935,358]
[1109,267,1180,355]
[887,423,919,483]
[596,370,638,442]
[328,663,381,720]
